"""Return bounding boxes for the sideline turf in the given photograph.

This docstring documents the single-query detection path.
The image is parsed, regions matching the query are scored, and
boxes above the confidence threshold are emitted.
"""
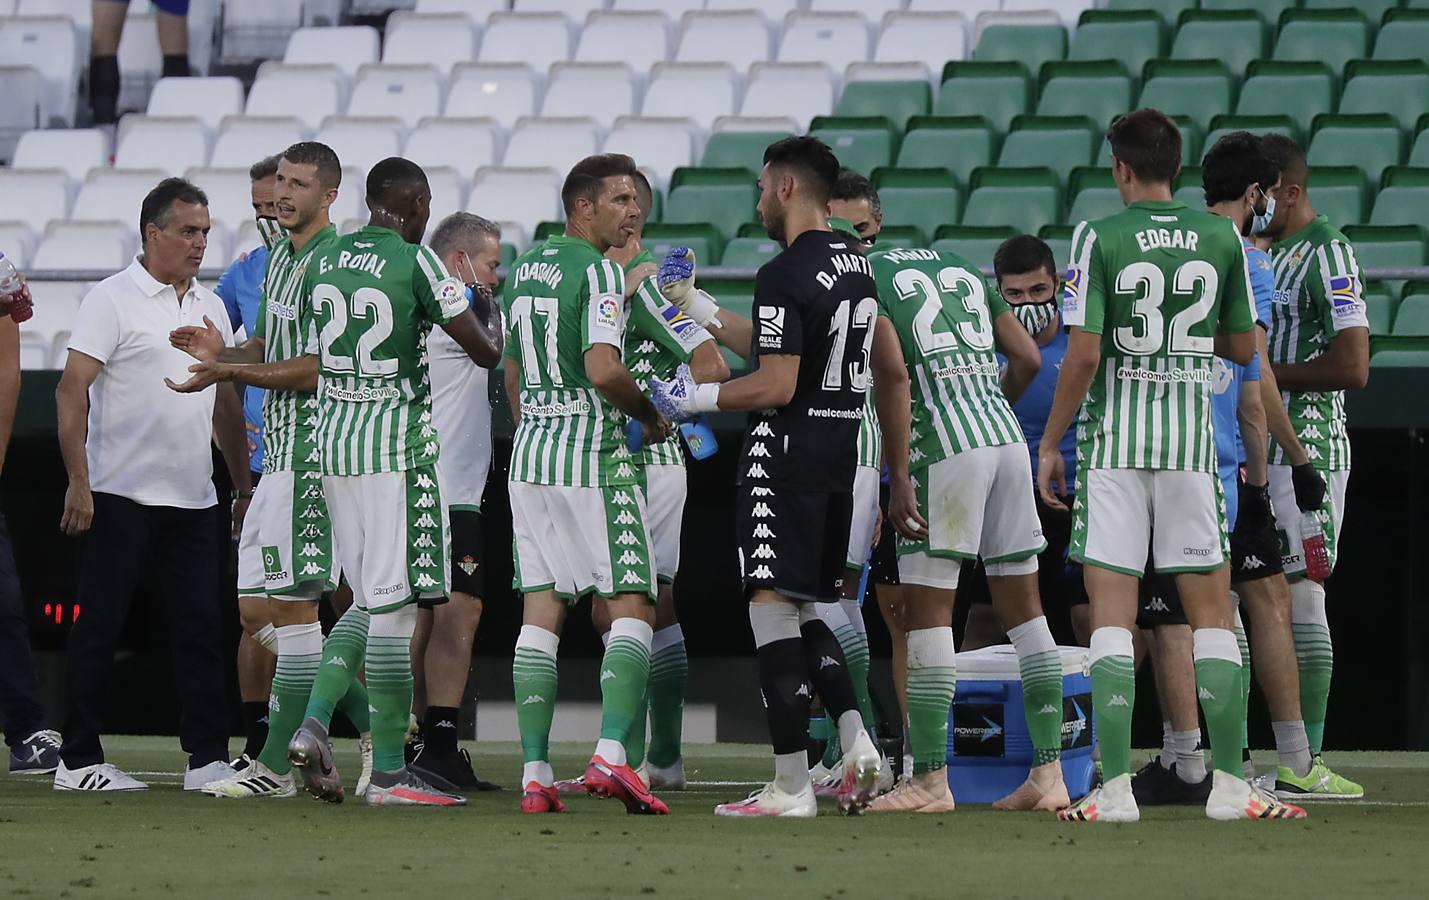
[2,740,1426,898]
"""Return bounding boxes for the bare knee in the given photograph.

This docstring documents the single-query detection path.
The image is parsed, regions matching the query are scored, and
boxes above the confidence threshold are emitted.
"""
[237,595,271,636]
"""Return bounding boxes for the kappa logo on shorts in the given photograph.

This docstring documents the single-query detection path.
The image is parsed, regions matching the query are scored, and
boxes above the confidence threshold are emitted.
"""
[747,463,769,479]
[616,463,634,479]
[752,422,774,438]
[615,531,641,546]
[414,513,438,529]
[413,533,437,549]
[1144,597,1171,613]
[752,502,774,519]
[1242,555,1266,570]
[794,683,810,698]
[415,493,437,509]
[749,486,773,497]
[299,562,325,576]
[415,574,438,589]
[298,543,323,558]
[414,473,436,489]
[751,565,774,580]
[414,553,435,568]
[298,524,324,539]
[611,490,633,506]
[617,550,644,566]
[614,510,637,525]
[752,523,776,539]
[751,544,776,559]
[620,570,645,586]
[819,656,840,670]
[747,443,771,458]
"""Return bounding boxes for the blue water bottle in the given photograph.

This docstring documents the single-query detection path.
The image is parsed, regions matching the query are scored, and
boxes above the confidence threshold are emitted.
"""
[625,416,719,460]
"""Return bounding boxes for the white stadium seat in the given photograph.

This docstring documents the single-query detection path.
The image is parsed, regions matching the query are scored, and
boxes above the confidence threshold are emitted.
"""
[541,63,636,121]
[705,0,798,22]
[13,129,106,182]
[846,62,934,84]
[414,0,506,23]
[574,11,670,73]
[0,66,47,135]
[642,62,737,131]
[512,0,605,13]
[218,0,305,62]
[0,17,79,126]
[337,218,366,236]
[603,117,696,189]
[146,77,246,132]
[32,221,135,273]
[423,167,468,240]
[739,63,834,131]
[284,26,381,80]
[676,11,773,73]
[468,167,561,239]
[478,13,573,73]
[382,13,478,70]
[875,13,969,72]
[909,0,999,14]
[202,221,233,271]
[0,222,37,269]
[20,278,83,368]
[404,118,502,176]
[350,65,444,128]
[504,117,599,176]
[999,0,1094,30]
[185,168,256,236]
[711,114,802,135]
[778,13,871,65]
[114,116,211,174]
[809,0,906,18]
[233,219,262,259]
[0,169,71,233]
[211,117,308,170]
[115,12,163,114]
[328,167,369,226]
[447,63,540,129]
[314,117,405,178]
[246,70,344,130]
[72,169,167,226]
[613,0,701,13]
[19,333,50,370]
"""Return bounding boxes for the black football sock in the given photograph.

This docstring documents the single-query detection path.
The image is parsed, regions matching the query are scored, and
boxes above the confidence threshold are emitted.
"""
[241,701,269,760]
[89,54,119,124]
[423,706,460,754]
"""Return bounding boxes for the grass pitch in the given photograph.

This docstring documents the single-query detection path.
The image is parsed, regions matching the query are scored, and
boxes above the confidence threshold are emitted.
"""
[1,739,1426,899]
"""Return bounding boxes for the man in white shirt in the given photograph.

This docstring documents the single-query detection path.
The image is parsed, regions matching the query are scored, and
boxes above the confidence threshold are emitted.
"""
[52,177,254,792]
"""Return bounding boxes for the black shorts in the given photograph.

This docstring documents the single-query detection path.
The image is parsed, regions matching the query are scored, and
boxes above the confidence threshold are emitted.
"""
[739,483,852,604]
[417,508,484,608]
[870,481,899,586]
[961,493,1087,608]
[1136,571,1188,628]
[1230,514,1284,584]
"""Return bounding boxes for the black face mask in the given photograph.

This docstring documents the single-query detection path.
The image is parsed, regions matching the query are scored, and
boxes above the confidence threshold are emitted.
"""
[859,233,876,247]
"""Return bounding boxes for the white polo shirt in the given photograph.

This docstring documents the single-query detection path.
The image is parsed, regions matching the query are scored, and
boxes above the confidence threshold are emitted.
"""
[68,258,236,509]
[430,322,493,512]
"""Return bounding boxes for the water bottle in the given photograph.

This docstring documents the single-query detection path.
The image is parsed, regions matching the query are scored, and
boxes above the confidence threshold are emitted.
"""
[624,415,719,460]
[1299,510,1332,581]
[0,253,32,324]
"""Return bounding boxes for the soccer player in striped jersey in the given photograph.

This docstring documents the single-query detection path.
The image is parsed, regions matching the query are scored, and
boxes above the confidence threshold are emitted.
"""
[501,154,674,816]
[1256,133,1368,800]
[1041,110,1299,822]
[286,157,503,807]
[167,143,375,800]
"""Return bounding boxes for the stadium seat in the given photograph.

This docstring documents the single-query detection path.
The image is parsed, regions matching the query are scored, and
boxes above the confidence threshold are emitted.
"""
[930,226,1016,271]
[705,0,797,16]
[898,117,995,185]
[997,116,1097,185]
[1303,166,1369,228]
[936,62,1031,133]
[382,13,478,71]
[874,13,970,73]
[0,169,69,234]
[675,12,773,73]
[1273,9,1371,75]
[113,116,210,174]
[1037,225,1075,270]
[641,223,724,269]
[845,62,932,86]
[185,167,256,235]
[1308,115,1404,187]
[1136,60,1236,133]
[1069,11,1165,82]
[504,118,600,176]
[211,116,308,170]
[872,168,962,246]
[284,27,381,80]
[643,63,738,131]
[404,118,501,175]
[0,67,46,142]
[1370,349,1429,367]
[0,222,36,269]
[415,0,506,20]
[146,77,245,133]
[446,64,540,129]
[575,12,670,73]
[12,129,106,182]
[218,0,305,62]
[740,64,834,131]
[246,70,343,130]
[314,117,404,177]
[1203,114,1303,152]
[512,0,603,14]
[423,167,468,240]
[0,17,79,126]
[1035,61,1132,131]
[1343,226,1428,273]
[1363,290,1394,337]
[1170,11,1268,79]
[478,13,574,73]
[1205,0,1295,20]
[72,169,167,227]
[720,236,782,269]
[835,81,930,131]
[1000,0,1095,31]
[809,0,904,19]
[973,24,1066,74]
[779,12,870,65]
[1338,61,1429,132]
[665,169,757,240]
[701,130,792,175]
[1411,129,1429,167]
[1392,295,1429,337]
[1303,0,1401,24]
[541,63,636,121]
[1374,11,1429,62]
[1371,167,1429,227]
[810,121,895,177]
[604,118,697,189]
[1066,168,1122,224]
[614,0,701,13]
[469,168,562,240]
[349,66,444,129]
[1107,0,1196,28]
[1236,61,1336,126]
[962,167,1061,236]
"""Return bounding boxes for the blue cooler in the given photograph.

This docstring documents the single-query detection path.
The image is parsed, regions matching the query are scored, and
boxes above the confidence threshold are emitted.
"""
[944,645,1097,804]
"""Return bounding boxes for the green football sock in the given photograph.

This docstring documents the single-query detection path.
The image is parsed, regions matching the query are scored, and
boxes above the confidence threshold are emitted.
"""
[304,604,368,727]
[1010,616,1064,767]
[1194,628,1247,778]
[365,608,417,775]
[1232,613,1251,752]
[626,687,649,769]
[906,627,956,776]
[1291,580,1333,755]
[819,713,842,768]
[836,599,877,735]
[1089,627,1136,782]
[257,621,322,773]
[334,678,370,734]
[513,625,560,765]
[598,619,653,751]
[646,626,688,769]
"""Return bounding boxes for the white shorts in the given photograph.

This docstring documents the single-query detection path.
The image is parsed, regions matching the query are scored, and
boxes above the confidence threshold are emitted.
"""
[236,469,334,599]
[1071,468,1228,576]
[509,481,657,602]
[644,464,687,583]
[324,466,450,614]
[1268,465,1349,578]
[846,465,881,571]
[897,443,1046,590]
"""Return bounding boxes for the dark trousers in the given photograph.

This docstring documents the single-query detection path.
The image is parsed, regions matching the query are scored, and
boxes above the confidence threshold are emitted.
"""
[60,493,229,769]
[0,510,46,747]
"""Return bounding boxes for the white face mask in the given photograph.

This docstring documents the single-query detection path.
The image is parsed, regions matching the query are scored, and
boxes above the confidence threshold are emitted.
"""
[1250,190,1276,236]
[1013,301,1057,335]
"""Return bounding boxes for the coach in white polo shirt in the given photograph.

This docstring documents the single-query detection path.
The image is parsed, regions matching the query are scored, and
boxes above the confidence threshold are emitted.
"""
[52,178,254,792]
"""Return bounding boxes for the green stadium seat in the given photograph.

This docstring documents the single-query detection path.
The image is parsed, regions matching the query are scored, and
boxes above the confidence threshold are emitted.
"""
[736,222,767,239]
[1107,0,1196,28]
[1237,62,1337,124]
[1095,116,1201,168]
[1202,0,1295,19]
[898,117,996,185]
[1308,115,1404,187]
[871,167,962,245]
[701,131,791,174]
[1370,166,1429,226]
[810,120,896,177]
[1203,115,1303,154]
[1392,295,1429,336]
[1037,225,1076,271]
[1303,166,1369,228]
[1410,128,1429,166]
[930,226,1017,271]
[962,167,1061,236]
[997,116,1098,185]
[937,62,1032,133]
[834,81,930,131]
[1173,184,1204,208]
[1343,225,1429,272]
[1036,61,1133,130]
[664,169,756,241]
[1067,168,1123,223]
[1069,11,1166,81]
[1136,60,1236,133]
[719,237,781,269]
[1170,11,1268,78]
[1302,0,1401,25]
[1370,348,1429,366]
[500,242,518,268]
[1364,291,1394,337]
[871,226,920,251]
[1374,10,1429,62]
[533,221,564,243]
[642,223,724,269]
[974,25,1067,74]
[1272,9,1371,75]
[1338,61,1429,131]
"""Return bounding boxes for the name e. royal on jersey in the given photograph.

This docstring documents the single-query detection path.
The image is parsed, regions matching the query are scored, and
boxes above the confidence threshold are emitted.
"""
[317,250,388,278]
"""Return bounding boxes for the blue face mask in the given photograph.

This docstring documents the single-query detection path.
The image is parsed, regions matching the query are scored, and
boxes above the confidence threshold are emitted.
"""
[1250,190,1276,236]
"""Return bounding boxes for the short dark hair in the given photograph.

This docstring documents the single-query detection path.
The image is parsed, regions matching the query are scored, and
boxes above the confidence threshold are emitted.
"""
[1259,133,1307,188]
[763,136,841,205]
[249,154,279,182]
[631,168,654,226]
[140,177,208,236]
[1201,131,1280,206]
[1106,109,1182,186]
[994,234,1058,283]
[831,169,881,217]
[561,153,639,216]
[366,156,427,207]
[281,141,342,190]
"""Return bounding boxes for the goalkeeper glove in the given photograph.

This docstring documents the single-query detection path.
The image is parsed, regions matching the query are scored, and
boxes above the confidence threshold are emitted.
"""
[650,363,720,421]
[658,246,721,327]
[1291,462,1325,512]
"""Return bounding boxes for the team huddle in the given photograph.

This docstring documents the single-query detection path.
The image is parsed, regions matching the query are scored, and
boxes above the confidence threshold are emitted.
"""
[48,105,1367,821]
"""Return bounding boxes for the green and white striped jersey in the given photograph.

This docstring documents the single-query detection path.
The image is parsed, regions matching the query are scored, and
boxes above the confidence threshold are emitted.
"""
[503,235,638,488]
[856,380,880,469]
[1267,216,1368,471]
[1062,200,1256,474]
[254,224,337,473]
[304,226,469,476]
[871,246,1022,469]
